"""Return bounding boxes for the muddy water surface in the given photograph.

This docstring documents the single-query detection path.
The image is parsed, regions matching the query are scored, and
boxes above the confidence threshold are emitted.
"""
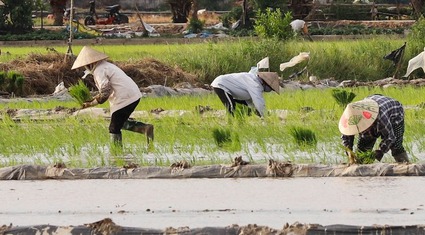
[1,177,425,229]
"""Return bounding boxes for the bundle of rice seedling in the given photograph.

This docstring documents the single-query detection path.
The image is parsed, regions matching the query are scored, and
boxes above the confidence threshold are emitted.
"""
[332,89,356,108]
[356,150,376,164]
[289,126,317,147]
[68,80,92,106]
[212,127,241,151]
[212,128,231,147]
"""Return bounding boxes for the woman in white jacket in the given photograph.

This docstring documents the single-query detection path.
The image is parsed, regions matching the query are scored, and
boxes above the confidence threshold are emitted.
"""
[211,71,280,118]
[71,46,153,147]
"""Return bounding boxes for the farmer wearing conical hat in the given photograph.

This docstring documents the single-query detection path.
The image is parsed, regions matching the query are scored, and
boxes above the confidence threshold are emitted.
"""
[338,94,409,163]
[72,46,154,147]
[210,71,280,118]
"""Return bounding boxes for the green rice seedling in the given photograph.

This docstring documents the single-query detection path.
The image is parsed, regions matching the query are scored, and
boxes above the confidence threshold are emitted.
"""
[212,127,231,147]
[68,80,92,106]
[6,71,24,95]
[0,71,6,90]
[289,126,317,147]
[332,89,356,108]
[356,151,375,164]
[212,127,241,151]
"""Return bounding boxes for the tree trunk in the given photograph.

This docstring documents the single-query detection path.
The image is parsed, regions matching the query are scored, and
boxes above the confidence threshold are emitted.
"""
[50,0,67,26]
[191,0,198,21]
[410,0,424,19]
[168,0,193,23]
[240,0,251,28]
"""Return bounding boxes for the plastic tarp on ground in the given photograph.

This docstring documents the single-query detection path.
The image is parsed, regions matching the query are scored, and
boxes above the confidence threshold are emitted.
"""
[0,162,424,180]
[2,219,425,235]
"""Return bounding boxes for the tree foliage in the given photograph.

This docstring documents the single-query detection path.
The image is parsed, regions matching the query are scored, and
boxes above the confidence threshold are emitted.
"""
[408,15,425,52]
[250,0,286,11]
[254,8,293,40]
[0,0,33,33]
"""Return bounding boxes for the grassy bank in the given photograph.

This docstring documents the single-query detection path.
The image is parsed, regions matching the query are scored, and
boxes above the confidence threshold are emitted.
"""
[0,36,420,85]
[1,85,425,167]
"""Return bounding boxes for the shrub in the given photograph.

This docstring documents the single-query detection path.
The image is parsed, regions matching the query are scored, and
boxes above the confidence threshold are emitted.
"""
[408,15,425,52]
[188,18,204,34]
[254,8,293,40]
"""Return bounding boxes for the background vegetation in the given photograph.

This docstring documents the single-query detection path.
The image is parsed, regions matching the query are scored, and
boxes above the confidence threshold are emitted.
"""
[0,35,421,93]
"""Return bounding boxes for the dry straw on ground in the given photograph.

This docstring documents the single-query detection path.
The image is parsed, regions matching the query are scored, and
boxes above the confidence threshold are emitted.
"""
[0,53,198,97]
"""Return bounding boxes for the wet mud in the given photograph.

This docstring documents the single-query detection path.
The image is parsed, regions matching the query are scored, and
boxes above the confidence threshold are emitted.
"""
[2,177,425,234]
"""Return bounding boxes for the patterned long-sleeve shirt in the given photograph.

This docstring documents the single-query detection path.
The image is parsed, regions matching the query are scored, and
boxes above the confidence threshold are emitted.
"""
[342,94,404,153]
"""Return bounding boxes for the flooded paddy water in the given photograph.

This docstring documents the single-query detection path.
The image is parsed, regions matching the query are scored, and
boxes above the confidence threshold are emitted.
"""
[2,176,425,230]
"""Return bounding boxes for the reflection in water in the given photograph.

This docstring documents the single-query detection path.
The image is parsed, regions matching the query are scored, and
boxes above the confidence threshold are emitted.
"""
[1,177,425,228]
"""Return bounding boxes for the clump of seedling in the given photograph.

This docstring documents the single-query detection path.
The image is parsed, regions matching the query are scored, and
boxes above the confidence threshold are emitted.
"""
[68,80,92,106]
[0,70,25,96]
[356,150,376,164]
[212,127,241,151]
[332,89,356,108]
[289,126,317,147]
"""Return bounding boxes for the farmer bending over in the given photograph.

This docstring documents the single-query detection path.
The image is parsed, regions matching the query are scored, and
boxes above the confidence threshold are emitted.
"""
[290,19,313,41]
[211,71,280,118]
[71,46,154,147]
[338,94,409,163]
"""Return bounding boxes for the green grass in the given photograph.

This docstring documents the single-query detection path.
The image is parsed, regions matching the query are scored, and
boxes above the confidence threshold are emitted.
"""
[1,85,425,167]
[0,37,417,84]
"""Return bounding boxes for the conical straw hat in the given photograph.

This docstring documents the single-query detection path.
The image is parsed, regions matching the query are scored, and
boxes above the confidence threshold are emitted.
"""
[71,46,109,70]
[338,99,379,135]
[257,72,280,94]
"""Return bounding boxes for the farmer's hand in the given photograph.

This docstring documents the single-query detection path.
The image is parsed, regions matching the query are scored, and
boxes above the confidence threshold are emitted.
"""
[345,148,357,165]
[82,99,98,109]
[373,149,384,161]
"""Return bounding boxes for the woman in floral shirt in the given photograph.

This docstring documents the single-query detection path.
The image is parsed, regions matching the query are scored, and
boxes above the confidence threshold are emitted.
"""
[338,94,409,163]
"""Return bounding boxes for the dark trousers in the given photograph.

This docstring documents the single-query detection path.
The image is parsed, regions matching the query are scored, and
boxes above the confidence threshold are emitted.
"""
[213,87,249,116]
[109,99,140,134]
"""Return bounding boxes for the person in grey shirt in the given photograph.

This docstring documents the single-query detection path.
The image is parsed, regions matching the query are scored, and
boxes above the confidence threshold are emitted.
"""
[211,72,280,118]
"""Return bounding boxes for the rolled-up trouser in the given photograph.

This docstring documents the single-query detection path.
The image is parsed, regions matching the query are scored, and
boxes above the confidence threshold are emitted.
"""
[109,99,140,134]
[213,87,258,116]
[357,120,406,158]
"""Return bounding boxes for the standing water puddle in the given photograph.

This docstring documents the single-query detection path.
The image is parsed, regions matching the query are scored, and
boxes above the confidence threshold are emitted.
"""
[1,177,425,229]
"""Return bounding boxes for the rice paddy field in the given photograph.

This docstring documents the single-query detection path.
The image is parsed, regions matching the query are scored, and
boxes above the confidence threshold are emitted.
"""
[1,85,425,168]
[1,36,425,168]
[3,37,425,233]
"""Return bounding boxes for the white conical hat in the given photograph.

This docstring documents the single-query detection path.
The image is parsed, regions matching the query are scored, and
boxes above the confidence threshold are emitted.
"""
[338,99,379,135]
[257,72,280,94]
[71,46,108,70]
